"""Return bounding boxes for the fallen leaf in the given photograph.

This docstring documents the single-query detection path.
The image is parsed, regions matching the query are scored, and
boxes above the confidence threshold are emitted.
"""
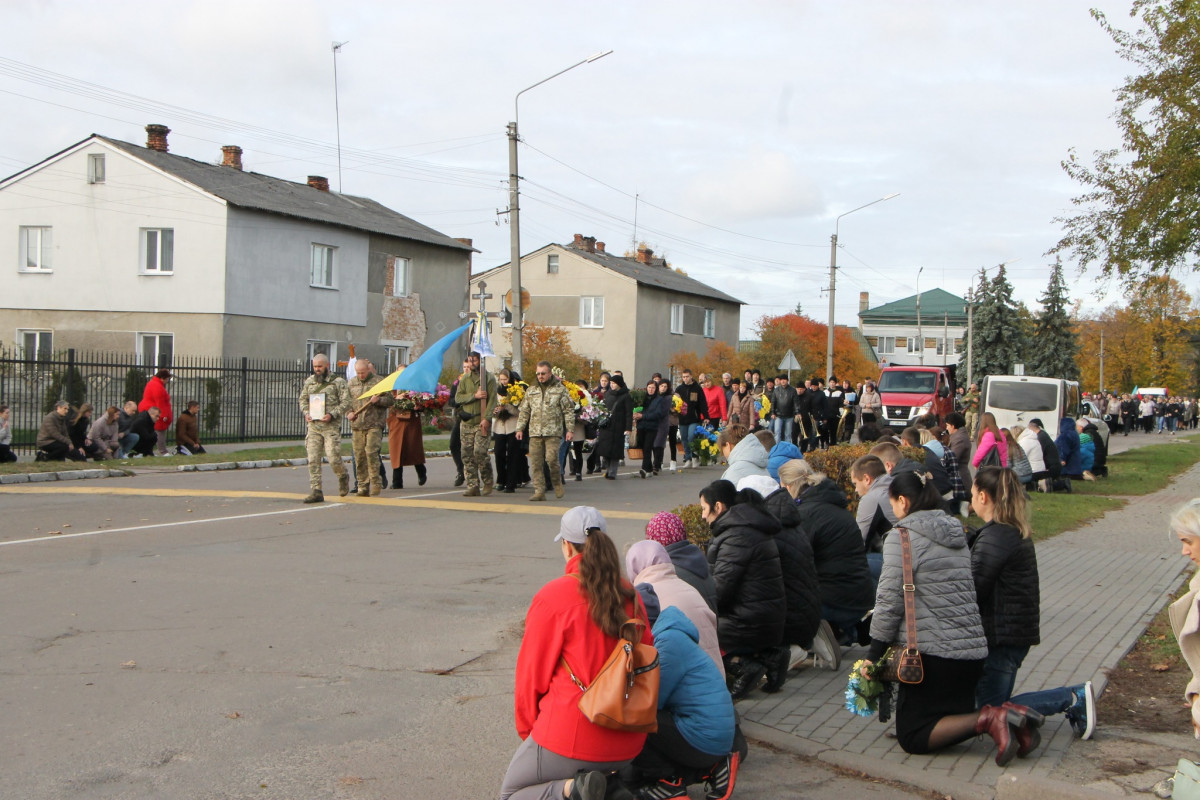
[1152,663,1171,672]
[49,531,63,536]
[339,777,363,786]
[225,711,241,719]
[62,524,72,528]
[121,660,137,669]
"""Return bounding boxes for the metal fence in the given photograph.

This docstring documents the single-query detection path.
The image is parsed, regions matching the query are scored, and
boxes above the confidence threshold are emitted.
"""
[0,348,315,453]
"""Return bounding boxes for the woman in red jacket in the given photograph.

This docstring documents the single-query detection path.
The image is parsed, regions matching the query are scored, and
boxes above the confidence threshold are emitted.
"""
[138,369,174,456]
[501,506,654,800]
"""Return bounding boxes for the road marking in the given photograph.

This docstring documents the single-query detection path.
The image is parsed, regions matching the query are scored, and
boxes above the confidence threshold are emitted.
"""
[0,485,657,522]
[0,504,337,547]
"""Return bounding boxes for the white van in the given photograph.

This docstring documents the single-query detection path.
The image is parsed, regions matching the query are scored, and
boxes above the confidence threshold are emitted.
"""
[980,375,1082,433]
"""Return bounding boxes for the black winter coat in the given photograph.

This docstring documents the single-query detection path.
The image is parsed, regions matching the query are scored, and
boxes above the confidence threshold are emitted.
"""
[968,521,1040,647]
[706,502,786,653]
[795,479,876,611]
[1036,429,1063,477]
[763,488,822,648]
[595,387,633,460]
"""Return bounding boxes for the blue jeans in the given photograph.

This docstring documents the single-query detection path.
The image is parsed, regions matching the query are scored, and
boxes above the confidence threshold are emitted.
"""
[822,602,869,646]
[680,422,698,461]
[976,644,1079,717]
[771,416,794,445]
[117,432,139,459]
[1168,416,1178,432]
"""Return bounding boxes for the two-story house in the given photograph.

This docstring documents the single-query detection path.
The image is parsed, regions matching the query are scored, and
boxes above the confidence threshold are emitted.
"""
[1,124,473,369]
[857,289,967,367]
[470,234,742,379]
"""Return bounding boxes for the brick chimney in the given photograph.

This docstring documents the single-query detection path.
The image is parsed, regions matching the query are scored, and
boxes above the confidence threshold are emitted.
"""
[860,292,870,313]
[221,145,243,171]
[636,245,653,264]
[145,124,170,152]
[307,175,330,192]
[582,236,596,253]
[595,241,606,253]
[573,233,584,248]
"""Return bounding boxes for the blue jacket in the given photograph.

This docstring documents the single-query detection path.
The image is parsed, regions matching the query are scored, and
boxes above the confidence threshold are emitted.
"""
[1078,432,1095,473]
[767,440,802,480]
[652,606,735,756]
[1056,418,1081,476]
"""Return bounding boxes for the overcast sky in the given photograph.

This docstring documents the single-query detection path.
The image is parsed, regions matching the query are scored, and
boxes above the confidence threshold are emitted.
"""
[2,0,1150,338]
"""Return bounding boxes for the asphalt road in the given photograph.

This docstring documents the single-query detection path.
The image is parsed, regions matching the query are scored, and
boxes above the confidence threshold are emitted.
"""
[0,456,925,799]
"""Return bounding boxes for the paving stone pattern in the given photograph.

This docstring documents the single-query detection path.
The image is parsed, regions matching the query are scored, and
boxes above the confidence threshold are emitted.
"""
[738,462,1200,792]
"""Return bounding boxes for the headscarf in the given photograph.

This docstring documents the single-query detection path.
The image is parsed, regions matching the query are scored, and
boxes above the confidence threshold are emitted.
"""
[626,539,673,581]
[644,511,686,547]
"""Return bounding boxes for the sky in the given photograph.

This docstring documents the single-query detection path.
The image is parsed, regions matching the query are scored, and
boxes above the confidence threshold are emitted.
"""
[1,0,1151,339]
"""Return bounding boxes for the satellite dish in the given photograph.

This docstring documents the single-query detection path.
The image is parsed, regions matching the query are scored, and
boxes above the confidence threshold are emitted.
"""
[504,288,531,311]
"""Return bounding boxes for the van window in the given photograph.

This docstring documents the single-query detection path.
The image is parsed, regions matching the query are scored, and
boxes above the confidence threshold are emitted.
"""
[988,381,1058,412]
[1066,384,1081,418]
[879,371,936,393]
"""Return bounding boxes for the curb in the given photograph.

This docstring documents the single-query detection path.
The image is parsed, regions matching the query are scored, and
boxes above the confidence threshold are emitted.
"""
[0,468,133,484]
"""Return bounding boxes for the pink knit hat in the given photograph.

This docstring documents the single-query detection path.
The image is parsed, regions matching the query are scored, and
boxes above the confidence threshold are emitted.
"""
[645,512,686,547]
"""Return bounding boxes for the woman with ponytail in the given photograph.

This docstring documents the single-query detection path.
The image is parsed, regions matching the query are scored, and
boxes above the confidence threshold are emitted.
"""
[860,470,1035,767]
[970,467,1095,744]
[501,507,653,800]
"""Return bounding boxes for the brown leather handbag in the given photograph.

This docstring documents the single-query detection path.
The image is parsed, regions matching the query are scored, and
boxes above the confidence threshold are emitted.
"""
[561,619,660,732]
[877,527,925,685]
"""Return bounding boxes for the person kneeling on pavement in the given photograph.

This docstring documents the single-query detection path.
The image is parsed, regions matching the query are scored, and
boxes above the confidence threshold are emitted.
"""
[701,479,787,699]
[175,400,207,455]
[36,401,86,461]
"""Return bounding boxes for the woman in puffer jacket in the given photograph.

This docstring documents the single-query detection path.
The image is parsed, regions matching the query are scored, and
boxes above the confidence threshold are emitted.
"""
[718,424,768,486]
[1056,417,1082,479]
[1076,421,1096,481]
[972,412,1008,469]
[737,474,822,694]
[644,512,717,612]
[1014,425,1047,490]
[971,467,1095,746]
[859,472,1038,767]
[701,479,786,699]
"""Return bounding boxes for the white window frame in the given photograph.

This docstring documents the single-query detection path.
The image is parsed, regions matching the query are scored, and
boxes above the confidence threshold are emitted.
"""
[310,243,336,289]
[392,256,412,297]
[19,226,52,272]
[703,308,715,338]
[384,344,412,373]
[137,332,174,369]
[17,328,53,361]
[579,296,605,328]
[547,254,559,274]
[877,336,895,355]
[935,337,953,356]
[670,304,684,335]
[306,339,336,364]
[88,153,106,184]
[907,336,923,354]
[140,228,174,275]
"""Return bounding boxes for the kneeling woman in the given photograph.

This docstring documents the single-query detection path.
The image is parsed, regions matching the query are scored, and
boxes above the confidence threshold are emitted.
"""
[860,472,1039,766]
[501,507,653,800]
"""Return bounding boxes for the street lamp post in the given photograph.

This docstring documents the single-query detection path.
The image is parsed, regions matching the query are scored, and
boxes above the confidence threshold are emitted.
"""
[507,50,612,375]
[825,193,899,382]
[916,266,924,366]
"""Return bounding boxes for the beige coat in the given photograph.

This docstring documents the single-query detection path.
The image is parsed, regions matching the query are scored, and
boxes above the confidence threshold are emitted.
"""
[1169,568,1200,734]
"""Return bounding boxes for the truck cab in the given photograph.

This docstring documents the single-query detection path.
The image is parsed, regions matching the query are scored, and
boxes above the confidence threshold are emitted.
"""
[878,365,957,431]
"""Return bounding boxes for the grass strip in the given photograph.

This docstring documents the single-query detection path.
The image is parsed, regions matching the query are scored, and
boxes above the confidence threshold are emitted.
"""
[1073,433,1200,496]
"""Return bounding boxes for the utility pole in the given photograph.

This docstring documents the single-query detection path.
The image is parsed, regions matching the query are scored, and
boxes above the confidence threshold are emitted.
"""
[966,288,974,387]
[1099,328,1105,393]
[826,232,838,381]
[916,267,924,366]
[506,121,522,374]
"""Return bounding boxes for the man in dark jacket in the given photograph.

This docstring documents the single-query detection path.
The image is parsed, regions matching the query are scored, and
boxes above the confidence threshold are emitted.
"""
[768,375,797,447]
[36,401,85,461]
[675,370,708,468]
[127,407,160,457]
[1028,419,1064,491]
[808,378,830,450]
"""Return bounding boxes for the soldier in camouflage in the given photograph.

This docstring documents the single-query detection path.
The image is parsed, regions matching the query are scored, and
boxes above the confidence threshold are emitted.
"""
[346,359,393,497]
[298,353,351,503]
[516,361,575,501]
[454,351,496,496]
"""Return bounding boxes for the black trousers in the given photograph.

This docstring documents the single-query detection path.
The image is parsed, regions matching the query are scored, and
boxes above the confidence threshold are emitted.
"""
[39,441,80,461]
[0,443,16,462]
[450,419,463,474]
[631,709,724,785]
[493,432,524,491]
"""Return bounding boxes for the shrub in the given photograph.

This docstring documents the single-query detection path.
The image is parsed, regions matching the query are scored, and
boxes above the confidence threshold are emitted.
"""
[123,368,148,405]
[203,378,222,433]
[671,503,712,550]
[42,366,85,413]
[803,443,926,516]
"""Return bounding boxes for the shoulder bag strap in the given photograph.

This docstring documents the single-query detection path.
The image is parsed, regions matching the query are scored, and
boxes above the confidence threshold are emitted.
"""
[897,526,919,652]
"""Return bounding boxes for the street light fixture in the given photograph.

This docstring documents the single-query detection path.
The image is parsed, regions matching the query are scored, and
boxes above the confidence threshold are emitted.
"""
[825,192,899,382]
[507,50,613,375]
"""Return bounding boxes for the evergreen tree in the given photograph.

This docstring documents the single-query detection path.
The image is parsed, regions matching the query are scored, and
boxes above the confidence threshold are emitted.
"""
[966,264,1027,381]
[1028,259,1080,379]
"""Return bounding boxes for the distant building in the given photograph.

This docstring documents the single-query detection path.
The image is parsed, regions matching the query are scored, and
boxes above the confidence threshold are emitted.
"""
[857,289,967,368]
[1,124,473,367]
[470,234,742,379]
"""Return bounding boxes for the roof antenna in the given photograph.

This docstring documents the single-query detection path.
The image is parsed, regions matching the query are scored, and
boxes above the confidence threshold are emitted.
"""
[331,41,349,193]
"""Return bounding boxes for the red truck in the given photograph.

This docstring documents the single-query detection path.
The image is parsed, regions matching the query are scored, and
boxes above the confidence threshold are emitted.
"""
[877,365,957,431]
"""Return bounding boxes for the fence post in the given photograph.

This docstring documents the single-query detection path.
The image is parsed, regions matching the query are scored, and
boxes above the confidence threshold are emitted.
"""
[66,349,76,406]
[239,356,248,443]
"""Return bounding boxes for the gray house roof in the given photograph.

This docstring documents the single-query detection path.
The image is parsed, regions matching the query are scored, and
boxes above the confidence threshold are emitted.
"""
[91,136,473,251]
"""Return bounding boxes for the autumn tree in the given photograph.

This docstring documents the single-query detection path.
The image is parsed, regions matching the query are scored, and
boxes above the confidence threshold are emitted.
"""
[1054,1,1200,288]
[518,323,602,385]
[1028,259,1080,380]
[668,341,755,384]
[751,312,876,383]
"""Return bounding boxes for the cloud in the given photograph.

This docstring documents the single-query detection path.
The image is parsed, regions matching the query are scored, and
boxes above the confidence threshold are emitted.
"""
[678,148,823,223]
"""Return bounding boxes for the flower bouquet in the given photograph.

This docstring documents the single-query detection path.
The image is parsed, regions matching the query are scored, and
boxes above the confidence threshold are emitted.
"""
[844,659,893,722]
[756,394,771,420]
[552,366,592,412]
[691,425,721,466]
[496,380,527,419]
[671,394,684,415]
[393,385,451,415]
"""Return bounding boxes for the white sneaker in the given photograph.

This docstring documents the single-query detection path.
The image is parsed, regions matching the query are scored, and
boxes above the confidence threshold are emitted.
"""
[668,461,677,472]
[788,645,809,671]
[811,620,841,671]
[683,459,694,469]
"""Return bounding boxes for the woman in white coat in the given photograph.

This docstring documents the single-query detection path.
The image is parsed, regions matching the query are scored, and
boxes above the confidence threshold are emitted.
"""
[1169,500,1200,738]
[1013,425,1047,492]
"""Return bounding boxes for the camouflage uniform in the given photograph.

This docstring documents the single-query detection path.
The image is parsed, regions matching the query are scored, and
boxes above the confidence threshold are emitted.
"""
[454,368,496,494]
[517,378,576,499]
[347,372,393,496]
[299,371,351,496]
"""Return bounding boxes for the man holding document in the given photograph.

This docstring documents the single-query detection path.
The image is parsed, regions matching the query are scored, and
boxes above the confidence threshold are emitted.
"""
[299,353,351,503]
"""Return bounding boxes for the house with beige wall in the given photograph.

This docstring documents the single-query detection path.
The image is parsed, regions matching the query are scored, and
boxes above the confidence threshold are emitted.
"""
[1,124,472,368]
[470,234,742,380]
[857,289,967,368]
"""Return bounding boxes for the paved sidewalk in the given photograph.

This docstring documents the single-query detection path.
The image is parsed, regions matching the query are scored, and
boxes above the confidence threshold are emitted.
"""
[738,446,1200,798]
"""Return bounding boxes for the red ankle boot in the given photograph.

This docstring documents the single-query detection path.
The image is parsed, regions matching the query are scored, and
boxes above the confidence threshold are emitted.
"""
[975,705,1023,767]
[1001,701,1045,757]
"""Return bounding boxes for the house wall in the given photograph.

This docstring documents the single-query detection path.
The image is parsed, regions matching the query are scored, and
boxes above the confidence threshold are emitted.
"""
[0,140,229,320]
[224,207,368,329]
[0,308,225,356]
[222,314,363,363]
[634,289,740,379]
[861,321,965,367]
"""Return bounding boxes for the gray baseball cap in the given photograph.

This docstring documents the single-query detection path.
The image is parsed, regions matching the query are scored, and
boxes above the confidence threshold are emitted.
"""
[555,506,606,544]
